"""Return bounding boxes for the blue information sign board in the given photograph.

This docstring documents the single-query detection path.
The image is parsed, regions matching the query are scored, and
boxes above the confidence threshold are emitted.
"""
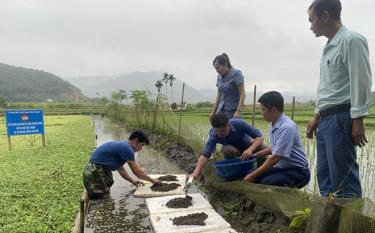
[5,109,45,136]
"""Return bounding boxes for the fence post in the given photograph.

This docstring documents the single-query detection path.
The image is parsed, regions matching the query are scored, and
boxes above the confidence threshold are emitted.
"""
[291,96,296,121]
[135,106,140,127]
[252,85,257,126]
[178,82,185,145]
[7,136,11,151]
[152,95,159,130]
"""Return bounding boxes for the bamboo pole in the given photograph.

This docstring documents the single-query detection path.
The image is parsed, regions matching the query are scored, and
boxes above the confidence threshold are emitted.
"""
[42,134,46,147]
[79,199,84,232]
[152,95,159,130]
[252,85,257,126]
[291,96,296,121]
[7,136,11,151]
[178,82,185,144]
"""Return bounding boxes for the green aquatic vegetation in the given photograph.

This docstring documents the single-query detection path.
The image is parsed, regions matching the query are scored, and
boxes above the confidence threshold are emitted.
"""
[289,208,311,230]
[0,115,95,233]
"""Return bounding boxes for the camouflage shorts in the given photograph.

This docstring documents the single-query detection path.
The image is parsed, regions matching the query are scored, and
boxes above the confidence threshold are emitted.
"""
[83,162,114,198]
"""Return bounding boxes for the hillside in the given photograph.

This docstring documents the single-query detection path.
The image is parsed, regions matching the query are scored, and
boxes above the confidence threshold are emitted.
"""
[0,63,86,102]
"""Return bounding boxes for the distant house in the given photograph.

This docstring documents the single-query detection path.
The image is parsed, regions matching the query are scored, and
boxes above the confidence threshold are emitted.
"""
[43,99,54,103]
[170,102,188,110]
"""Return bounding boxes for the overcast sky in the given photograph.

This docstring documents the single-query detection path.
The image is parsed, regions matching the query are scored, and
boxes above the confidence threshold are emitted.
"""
[0,0,374,93]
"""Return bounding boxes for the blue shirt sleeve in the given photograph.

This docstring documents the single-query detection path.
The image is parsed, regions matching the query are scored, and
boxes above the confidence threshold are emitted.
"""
[202,131,217,158]
[216,76,220,88]
[234,70,244,86]
[271,127,293,158]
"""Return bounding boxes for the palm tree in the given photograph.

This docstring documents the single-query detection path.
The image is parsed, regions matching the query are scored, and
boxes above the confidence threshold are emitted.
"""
[168,74,176,103]
[155,80,163,94]
[162,72,169,102]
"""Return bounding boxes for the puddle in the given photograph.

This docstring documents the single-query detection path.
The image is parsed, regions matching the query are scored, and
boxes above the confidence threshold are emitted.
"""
[171,212,208,226]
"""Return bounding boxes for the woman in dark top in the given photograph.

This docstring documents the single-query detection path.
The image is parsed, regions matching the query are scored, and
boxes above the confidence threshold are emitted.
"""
[210,53,246,119]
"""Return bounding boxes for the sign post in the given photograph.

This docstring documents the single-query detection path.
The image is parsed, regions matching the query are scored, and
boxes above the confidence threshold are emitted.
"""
[5,109,45,150]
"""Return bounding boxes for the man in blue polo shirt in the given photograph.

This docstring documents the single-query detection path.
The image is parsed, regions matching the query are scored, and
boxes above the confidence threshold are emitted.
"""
[244,91,310,188]
[190,113,265,179]
[83,130,160,198]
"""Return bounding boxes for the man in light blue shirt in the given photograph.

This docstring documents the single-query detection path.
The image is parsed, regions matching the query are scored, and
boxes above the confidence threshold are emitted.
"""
[244,91,310,188]
[306,0,372,197]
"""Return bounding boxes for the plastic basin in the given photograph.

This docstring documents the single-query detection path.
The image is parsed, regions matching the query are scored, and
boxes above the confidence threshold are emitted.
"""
[212,158,257,181]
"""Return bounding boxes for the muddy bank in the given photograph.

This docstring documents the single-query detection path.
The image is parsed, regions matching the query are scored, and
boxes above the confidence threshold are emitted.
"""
[146,133,297,233]
[207,188,295,233]
[150,134,198,173]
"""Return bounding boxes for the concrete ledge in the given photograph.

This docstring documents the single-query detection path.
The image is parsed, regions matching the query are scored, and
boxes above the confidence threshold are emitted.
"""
[71,189,89,233]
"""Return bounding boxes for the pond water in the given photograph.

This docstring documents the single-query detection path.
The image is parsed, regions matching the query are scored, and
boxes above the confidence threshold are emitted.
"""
[84,116,184,233]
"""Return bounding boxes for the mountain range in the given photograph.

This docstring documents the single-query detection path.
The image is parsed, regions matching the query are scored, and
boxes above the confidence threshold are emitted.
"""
[64,71,316,103]
[0,62,319,104]
[63,71,212,103]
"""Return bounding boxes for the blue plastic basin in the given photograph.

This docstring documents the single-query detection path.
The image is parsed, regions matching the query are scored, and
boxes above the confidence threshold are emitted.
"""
[212,158,257,181]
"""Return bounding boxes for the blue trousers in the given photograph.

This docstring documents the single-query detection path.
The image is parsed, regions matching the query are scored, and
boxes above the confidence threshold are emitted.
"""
[316,111,362,198]
[253,167,310,189]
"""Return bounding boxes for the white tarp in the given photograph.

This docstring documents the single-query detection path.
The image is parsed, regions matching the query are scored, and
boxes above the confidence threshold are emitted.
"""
[201,228,238,233]
[149,208,231,233]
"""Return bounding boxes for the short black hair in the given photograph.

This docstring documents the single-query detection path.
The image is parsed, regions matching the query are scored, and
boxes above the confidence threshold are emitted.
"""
[211,113,229,128]
[129,130,150,145]
[258,91,284,112]
[308,0,342,21]
[213,53,232,69]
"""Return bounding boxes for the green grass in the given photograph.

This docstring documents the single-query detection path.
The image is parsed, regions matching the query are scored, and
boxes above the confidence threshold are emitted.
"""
[0,115,95,233]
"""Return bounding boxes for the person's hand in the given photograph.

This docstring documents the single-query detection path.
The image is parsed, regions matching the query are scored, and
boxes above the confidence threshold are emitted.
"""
[233,110,241,118]
[244,173,256,183]
[352,118,368,147]
[190,172,199,180]
[152,178,161,184]
[132,180,145,187]
[306,116,320,139]
[209,111,215,120]
[240,149,253,160]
